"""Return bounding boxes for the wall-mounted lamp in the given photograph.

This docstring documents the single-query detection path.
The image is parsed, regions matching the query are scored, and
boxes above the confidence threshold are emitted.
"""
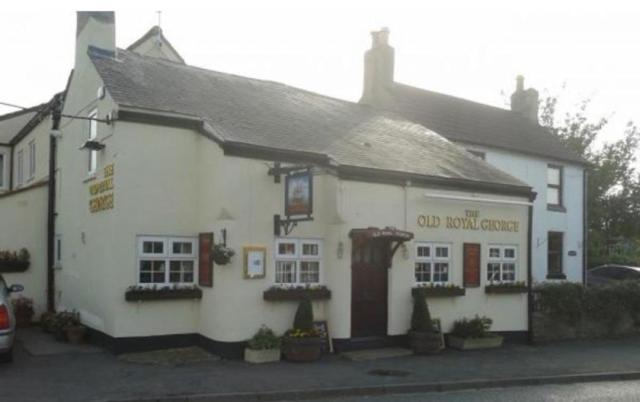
[337,241,344,259]
[401,244,409,260]
[220,228,228,247]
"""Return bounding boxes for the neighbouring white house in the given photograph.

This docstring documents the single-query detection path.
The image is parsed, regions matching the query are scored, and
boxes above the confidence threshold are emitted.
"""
[0,12,586,357]
[360,28,587,284]
[0,102,57,317]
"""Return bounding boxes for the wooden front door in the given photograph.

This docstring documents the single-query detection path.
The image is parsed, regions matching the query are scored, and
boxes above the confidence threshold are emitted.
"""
[351,239,389,338]
[463,243,481,287]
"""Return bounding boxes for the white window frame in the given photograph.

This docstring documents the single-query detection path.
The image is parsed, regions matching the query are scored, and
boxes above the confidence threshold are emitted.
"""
[487,245,518,284]
[54,234,62,268]
[136,236,198,286]
[16,149,24,187]
[274,238,323,286]
[414,242,451,285]
[88,109,98,175]
[28,140,36,180]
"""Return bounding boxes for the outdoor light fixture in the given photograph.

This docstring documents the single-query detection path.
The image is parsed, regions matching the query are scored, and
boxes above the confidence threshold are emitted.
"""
[80,140,106,151]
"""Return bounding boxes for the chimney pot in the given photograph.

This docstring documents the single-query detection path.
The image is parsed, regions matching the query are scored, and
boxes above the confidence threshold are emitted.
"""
[361,27,394,104]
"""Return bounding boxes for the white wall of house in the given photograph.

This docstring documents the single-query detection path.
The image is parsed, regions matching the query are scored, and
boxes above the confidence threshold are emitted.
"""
[462,142,584,283]
[12,119,51,189]
[0,145,9,192]
[0,185,48,317]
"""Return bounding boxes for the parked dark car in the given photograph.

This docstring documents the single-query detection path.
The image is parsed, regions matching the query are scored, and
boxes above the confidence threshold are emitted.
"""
[587,265,640,287]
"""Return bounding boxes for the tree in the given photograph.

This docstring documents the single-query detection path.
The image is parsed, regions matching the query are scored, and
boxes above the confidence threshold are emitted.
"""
[539,94,640,265]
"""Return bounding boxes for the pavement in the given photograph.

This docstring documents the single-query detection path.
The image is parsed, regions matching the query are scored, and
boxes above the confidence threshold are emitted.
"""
[2,329,640,401]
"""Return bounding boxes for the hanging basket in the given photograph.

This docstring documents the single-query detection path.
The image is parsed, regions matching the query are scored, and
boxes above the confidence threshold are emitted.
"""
[212,245,235,266]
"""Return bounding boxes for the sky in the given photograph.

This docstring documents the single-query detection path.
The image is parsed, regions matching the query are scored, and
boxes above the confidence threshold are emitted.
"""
[1,0,638,144]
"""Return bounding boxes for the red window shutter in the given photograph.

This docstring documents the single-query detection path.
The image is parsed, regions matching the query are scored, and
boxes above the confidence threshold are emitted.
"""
[463,243,481,287]
[199,233,214,287]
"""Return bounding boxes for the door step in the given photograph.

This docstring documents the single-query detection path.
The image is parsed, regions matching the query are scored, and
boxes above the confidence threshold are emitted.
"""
[334,336,396,352]
[342,347,412,362]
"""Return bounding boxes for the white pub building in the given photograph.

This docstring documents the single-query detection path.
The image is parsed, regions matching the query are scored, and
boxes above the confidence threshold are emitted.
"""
[0,12,585,356]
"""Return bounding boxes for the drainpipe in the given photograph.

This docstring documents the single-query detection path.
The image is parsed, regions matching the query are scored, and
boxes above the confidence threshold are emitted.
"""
[527,191,536,344]
[46,95,62,313]
[582,169,588,284]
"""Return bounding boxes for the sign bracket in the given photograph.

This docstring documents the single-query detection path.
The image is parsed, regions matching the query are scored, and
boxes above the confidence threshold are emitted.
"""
[274,214,314,236]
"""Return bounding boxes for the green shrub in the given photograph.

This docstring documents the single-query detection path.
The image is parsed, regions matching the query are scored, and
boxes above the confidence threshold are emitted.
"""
[410,294,436,333]
[535,282,584,325]
[451,316,492,338]
[248,325,281,350]
[293,299,314,332]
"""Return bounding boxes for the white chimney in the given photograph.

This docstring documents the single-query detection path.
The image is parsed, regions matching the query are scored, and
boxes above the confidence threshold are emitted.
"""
[75,11,116,68]
[360,27,395,105]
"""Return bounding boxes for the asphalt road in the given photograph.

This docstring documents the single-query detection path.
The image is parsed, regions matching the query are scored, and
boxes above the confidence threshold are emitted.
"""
[302,380,640,402]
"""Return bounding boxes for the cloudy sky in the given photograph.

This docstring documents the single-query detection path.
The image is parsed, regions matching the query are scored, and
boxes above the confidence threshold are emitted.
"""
[1,0,638,143]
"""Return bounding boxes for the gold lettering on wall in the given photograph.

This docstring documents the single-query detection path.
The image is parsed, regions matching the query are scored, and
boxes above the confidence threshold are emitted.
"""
[417,212,519,233]
[89,164,115,213]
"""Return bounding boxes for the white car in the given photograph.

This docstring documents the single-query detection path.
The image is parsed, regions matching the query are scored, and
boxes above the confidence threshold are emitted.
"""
[0,274,24,363]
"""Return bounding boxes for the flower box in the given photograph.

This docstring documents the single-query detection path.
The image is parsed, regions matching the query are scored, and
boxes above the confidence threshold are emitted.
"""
[0,260,30,273]
[412,286,466,298]
[485,284,528,294]
[447,334,504,350]
[244,348,281,364]
[263,287,331,302]
[124,287,203,302]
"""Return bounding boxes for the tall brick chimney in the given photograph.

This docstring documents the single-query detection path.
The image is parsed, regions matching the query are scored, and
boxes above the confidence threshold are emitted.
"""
[360,27,394,105]
[510,75,539,123]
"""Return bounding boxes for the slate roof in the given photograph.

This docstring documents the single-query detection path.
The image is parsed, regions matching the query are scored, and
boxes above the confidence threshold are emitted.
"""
[379,84,585,165]
[90,48,531,192]
[0,106,41,144]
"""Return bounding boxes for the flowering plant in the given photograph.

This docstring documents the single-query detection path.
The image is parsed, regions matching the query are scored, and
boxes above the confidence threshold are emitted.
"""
[212,244,235,265]
[0,248,30,263]
[285,328,320,338]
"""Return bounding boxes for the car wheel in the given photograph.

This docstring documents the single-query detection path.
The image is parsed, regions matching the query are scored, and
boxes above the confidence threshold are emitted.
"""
[0,349,13,363]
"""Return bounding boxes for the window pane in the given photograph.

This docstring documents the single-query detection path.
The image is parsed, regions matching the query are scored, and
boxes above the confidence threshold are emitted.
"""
[434,262,449,282]
[302,243,319,256]
[487,263,501,282]
[169,260,194,283]
[172,241,193,255]
[140,260,165,284]
[278,242,296,257]
[143,241,164,254]
[415,262,431,283]
[504,248,516,259]
[489,247,500,258]
[435,246,448,258]
[547,188,560,205]
[548,167,560,185]
[275,261,296,284]
[548,232,563,275]
[300,261,320,283]
[0,154,4,187]
[417,246,430,258]
[502,263,516,281]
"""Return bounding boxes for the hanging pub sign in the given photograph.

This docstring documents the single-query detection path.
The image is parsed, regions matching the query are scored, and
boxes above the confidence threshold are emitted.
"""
[285,170,313,217]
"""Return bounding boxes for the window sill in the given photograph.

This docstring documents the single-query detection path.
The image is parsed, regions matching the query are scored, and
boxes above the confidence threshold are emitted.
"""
[412,286,465,298]
[124,287,203,302]
[263,286,331,301]
[546,273,567,280]
[547,205,566,213]
[83,174,97,183]
[485,284,528,294]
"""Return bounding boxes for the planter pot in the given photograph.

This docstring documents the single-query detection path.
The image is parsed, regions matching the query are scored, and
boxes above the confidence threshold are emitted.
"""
[0,260,29,273]
[125,287,203,302]
[64,325,86,345]
[447,335,504,350]
[408,331,443,355]
[485,285,528,294]
[412,287,466,298]
[263,288,331,302]
[244,348,281,364]
[282,336,323,362]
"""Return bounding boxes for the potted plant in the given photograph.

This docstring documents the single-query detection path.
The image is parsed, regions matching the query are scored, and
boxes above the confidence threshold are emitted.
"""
[407,294,443,355]
[281,299,323,362]
[50,311,83,343]
[447,316,503,350]
[11,296,34,328]
[212,244,235,265]
[244,325,281,364]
